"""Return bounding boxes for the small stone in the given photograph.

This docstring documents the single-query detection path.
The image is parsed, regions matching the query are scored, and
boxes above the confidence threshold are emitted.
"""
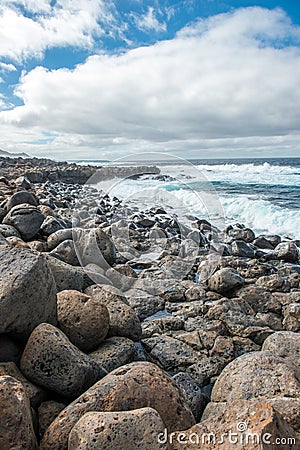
[57,290,109,352]
[68,408,168,450]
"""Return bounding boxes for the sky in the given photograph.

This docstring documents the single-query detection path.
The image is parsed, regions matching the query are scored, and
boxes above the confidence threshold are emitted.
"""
[0,1,300,160]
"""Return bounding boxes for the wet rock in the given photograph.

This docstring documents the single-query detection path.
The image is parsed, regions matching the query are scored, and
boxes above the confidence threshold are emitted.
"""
[208,268,244,294]
[211,351,300,403]
[262,331,300,367]
[227,226,255,242]
[89,336,135,372]
[38,400,66,441]
[275,241,299,263]
[57,290,109,352]
[0,361,47,408]
[40,362,195,450]
[20,323,107,398]
[6,190,38,211]
[68,408,169,450]
[0,248,57,339]
[3,203,44,240]
[173,372,209,422]
[0,375,37,450]
[230,240,255,258]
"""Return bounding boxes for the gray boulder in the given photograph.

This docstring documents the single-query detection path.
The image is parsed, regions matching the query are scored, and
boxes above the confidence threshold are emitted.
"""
[208,267,244,293]
[0,248,57,339]
[3,204,44,240]
[20,323,107,398]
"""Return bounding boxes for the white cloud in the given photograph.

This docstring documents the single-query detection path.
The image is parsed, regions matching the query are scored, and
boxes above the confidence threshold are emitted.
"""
[1,7,300,158]
[134,7,167,33]
[0,62,17,72]
[0,0,118,62]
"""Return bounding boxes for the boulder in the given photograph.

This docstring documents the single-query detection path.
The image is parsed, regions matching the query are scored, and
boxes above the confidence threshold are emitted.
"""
[20,323,107,398]
[262,331,300,367]
[0,223,21,238]
[227,227,255,242]
[283,303,300,331]
[85,285,142,341]
[0,361,47,408]
[47,228,73,250]
[173,372,208,422]
[274,242,299,263]
[57,290,109,352]
[230,240,255,258]
[211,351,300,403]
[68,408,168,450]
[0,248,57,339]
[50,239,79,266]
[171,399,299,450]
[3,204,44,240]
[38,401,66,441]
[45,255,84,292]
[40,215,69,236]
[40,362,195,450]
[73,228,116,269]
[89,336,136,372]
[0,375,37,450]
[6,190,38,211]
[125,288,165,320]
[208,268,244,294]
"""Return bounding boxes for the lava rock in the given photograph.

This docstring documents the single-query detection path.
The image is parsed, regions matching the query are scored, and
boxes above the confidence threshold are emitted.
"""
[0,248,57,339]
[89,336,136,372]
[3,204,44,240]
[275,242,299,263]
[57,290,109,352]
[20,323,107,398]
[208,267,244,294]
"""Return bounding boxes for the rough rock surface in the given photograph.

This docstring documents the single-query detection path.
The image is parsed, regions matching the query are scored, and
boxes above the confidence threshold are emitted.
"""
[171,399,299,449]
[0,375,37,450]
[208,268,244,294]
[20,323,107,398]
[68,408,169,450]
[211,351,300,403]
[89,336,136,372]
[40,362,195,450]
[57,290,109,352]
[3,203,44,240]
[0,248,57,339]
[262,331,300,367]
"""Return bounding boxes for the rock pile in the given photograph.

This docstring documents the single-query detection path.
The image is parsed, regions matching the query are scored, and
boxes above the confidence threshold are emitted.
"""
[0,157,299,449]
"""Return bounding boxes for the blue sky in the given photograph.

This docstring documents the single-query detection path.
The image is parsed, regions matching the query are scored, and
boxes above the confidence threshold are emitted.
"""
[0,0,300,159]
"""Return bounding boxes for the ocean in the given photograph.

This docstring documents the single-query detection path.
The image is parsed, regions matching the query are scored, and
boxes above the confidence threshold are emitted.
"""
[75,157,300,239]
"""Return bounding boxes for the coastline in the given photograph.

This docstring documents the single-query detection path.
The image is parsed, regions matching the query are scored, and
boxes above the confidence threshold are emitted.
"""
[0,156,300,449]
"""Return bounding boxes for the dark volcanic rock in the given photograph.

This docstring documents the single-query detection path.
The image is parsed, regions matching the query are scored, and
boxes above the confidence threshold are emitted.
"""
[20,323,107,398]
[3,204,44,240]
[0,248,57,339]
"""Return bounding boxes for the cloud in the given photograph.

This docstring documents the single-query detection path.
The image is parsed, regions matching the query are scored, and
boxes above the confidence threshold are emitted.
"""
[0,0,119,62]
[1,7,300,158]
[0,62,17,72]
[133,7,167,33]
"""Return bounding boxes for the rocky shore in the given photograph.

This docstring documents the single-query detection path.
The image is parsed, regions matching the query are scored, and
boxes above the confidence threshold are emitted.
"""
[0,157,300,449]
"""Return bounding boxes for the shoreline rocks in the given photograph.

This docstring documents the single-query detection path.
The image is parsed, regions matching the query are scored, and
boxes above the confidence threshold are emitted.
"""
[0,155,299,448]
